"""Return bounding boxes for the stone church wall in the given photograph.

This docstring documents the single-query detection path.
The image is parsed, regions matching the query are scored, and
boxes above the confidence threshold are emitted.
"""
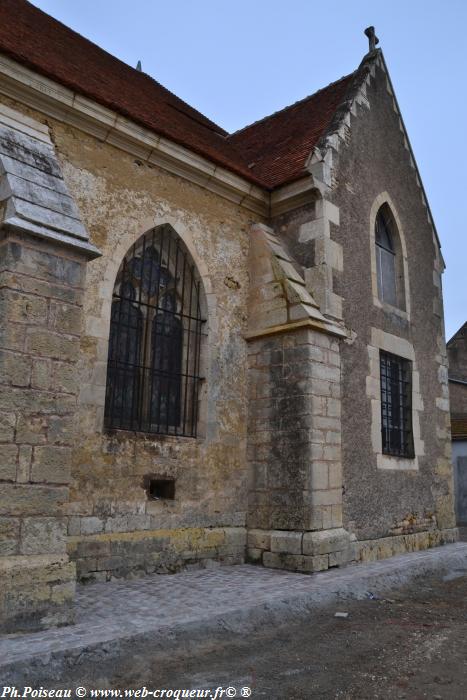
[0,96,255,582]
[0,49,457,609]
[265,60,456,561]
[330,63,456,544]
[66,133,254,580]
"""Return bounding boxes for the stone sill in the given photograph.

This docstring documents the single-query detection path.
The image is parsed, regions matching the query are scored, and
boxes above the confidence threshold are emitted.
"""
[373,296,409,321]
[103,428,203,444]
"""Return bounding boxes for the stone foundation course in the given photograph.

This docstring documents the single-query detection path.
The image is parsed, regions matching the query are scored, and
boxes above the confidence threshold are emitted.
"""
[69,526,247,582]
[248,527,354,572]
[248,526,458,573]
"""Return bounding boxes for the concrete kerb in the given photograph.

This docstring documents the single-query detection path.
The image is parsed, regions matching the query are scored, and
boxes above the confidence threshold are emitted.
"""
[1,542,467,685]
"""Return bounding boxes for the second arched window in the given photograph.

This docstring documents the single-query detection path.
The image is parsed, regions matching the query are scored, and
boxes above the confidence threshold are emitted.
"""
[375,205,397,307]
[104,225,204,437]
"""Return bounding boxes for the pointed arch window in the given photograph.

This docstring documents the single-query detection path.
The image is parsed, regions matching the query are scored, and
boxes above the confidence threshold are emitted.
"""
[104,225,205,437]
[375,206,397,307]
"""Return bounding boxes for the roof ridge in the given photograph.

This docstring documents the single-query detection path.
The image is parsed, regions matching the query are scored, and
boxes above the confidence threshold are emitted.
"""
[228,73,355,138]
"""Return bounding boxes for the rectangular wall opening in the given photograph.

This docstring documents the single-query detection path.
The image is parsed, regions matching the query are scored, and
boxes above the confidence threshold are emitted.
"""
[146,477,176,500]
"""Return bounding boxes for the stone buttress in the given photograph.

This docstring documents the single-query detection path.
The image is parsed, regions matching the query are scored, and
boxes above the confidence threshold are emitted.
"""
[245,223,355,572]
[0,104,99,632]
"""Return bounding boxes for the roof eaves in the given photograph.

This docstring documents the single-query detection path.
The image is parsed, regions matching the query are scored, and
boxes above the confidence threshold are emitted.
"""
[309,51,378,170]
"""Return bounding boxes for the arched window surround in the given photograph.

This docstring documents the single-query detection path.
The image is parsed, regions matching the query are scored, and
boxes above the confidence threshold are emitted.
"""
[103,223,208,438]
[369,193,410,320]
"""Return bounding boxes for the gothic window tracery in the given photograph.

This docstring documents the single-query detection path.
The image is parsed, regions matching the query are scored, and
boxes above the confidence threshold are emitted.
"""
[104,225,204,437]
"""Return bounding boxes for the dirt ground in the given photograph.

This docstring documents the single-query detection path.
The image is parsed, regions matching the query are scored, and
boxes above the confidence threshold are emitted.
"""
[110,570,467,699]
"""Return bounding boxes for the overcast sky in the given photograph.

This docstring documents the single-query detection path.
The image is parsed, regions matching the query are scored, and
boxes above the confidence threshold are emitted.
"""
[32,0,466,340]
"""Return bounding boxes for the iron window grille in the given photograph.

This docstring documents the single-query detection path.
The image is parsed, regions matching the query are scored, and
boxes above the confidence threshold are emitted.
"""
[380,350,414,458]
[104,225,205,437]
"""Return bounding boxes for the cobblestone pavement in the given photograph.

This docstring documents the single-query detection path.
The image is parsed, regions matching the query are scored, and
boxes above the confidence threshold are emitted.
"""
[1,542,467,685]
[142,567,467,699]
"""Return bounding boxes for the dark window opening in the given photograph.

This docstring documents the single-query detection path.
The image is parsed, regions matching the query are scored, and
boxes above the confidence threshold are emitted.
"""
[380,350,414,458]
[375,207,397,307]
[147,478,176,500]
[104,225,204,437]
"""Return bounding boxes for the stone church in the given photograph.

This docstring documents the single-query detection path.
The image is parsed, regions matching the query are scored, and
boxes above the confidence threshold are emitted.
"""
[0,1,457,632]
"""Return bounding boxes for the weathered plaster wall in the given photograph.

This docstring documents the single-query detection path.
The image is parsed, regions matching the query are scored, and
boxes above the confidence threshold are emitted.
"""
[447,325,467,380]
[447,326,467,416]
[329,63,455,540]
[449,382,467,417]
[1,96,255,580]
[67,133,255,579]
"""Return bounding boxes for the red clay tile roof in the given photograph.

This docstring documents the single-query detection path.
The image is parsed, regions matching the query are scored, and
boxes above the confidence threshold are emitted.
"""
[451,418,467,440]
[0,0,258,183]
[0,0,357,190]
[228,75,354,189]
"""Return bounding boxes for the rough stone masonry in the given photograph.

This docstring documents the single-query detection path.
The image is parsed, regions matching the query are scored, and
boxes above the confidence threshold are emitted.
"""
[0,1,458,634]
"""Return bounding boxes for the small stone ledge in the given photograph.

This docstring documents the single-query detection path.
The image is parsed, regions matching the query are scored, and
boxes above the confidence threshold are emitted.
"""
[247,527,459,573]
[248,528,354,573]
[68,526,247,582]
[355,528,458,562]
[0,554,76,633]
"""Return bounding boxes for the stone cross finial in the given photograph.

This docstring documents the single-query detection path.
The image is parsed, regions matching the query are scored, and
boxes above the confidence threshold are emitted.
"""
[364,26,379,52]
